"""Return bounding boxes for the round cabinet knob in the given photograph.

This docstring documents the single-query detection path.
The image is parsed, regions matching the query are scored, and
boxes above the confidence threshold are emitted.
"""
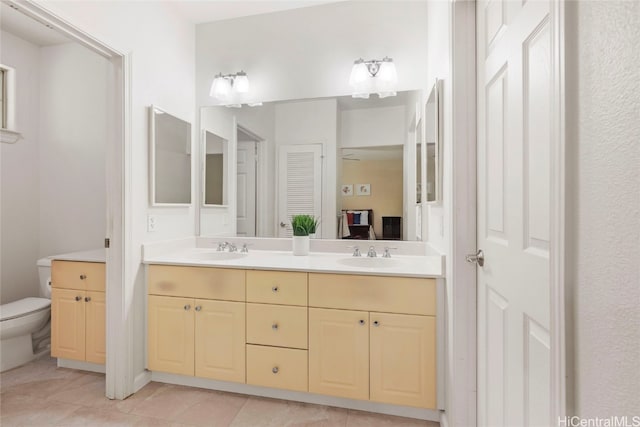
[75,296,82,301]
[195,306,202,312]
[272,286,279,293]
[272,366,279,374]
[359,319,365,325]
[184,304,191,311]
[79,274,87,280]
[85,297,91,302]
[272,323,279,330]
[373,320,380,327]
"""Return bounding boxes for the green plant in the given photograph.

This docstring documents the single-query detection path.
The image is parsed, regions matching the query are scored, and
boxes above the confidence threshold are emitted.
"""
[291,215,319,236]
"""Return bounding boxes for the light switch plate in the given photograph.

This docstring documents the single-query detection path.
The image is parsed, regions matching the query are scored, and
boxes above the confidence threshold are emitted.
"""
[147,215,157,232]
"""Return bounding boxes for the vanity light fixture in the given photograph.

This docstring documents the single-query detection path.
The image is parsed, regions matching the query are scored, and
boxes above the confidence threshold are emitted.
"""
[349,57,398,99]
[210,70,257,108]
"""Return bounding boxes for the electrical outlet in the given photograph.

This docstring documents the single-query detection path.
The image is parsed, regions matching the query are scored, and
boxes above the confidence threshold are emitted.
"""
[147,215,157,232]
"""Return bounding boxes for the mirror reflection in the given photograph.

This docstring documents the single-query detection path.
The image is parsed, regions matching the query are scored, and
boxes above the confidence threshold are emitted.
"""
[203,130,227,206]
[425,80,441,203]
[199,90,424,240]
[150,106,192,205]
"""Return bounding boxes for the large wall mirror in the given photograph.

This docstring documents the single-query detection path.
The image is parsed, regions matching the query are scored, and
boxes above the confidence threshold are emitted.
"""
[149,106,192,205]
[199,90,425,240]
[424,80,442,203]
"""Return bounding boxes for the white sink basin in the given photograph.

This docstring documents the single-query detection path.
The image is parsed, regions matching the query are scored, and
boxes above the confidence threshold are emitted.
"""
[337,257,403,269]
[181,250,247,261]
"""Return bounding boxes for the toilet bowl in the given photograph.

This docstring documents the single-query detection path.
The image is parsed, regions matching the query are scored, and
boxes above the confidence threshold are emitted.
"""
[0,257,52,372]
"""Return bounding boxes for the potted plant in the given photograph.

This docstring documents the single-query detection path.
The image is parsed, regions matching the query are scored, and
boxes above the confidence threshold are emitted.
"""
[290,214,318,256]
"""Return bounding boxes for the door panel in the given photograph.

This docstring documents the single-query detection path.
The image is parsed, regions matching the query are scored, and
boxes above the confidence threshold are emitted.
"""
[51,288,86,361]
[85,291,106,364]
[477,0,555,425]
[370,312,436,409]
[194,299,245,382]
[237,140,257,237]
[147,295,194,376]
[308,308,369,400]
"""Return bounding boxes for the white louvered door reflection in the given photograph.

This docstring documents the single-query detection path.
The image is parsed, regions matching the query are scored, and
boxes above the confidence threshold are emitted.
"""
[278,144,323,237]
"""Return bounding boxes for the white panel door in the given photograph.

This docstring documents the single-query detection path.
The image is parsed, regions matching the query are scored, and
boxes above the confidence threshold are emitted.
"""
[237,140,256,237]
[477,1,556,426]
[277,144,323,237]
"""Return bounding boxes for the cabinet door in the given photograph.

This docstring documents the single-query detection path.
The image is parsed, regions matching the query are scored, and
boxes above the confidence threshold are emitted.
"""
[51,288,86,361]
[148,295,195,376]
[309,308,369,400]
[370,312,436,409]
[194,299,245,383]
[85,291,106,364]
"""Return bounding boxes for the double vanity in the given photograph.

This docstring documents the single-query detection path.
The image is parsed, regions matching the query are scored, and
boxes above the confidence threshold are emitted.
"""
[143,239,444,417]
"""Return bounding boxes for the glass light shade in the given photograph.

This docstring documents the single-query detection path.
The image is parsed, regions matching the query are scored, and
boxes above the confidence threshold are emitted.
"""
[210,76,231,100]
[377,91,397,98]
[234,74,249,93]
[349,62,369,88]
[377,60,398,85]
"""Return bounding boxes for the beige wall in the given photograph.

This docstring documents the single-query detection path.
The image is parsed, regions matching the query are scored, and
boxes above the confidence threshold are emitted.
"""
[341,159,403,238]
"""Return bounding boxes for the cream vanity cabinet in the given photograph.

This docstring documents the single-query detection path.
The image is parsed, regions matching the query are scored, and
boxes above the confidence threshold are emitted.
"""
[51,261,106,364]
[147,265,246,382]
[245,270,308,392]
[308,273,437,409]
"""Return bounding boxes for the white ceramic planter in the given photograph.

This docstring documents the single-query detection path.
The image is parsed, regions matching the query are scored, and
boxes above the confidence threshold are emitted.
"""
[292,235,310,256]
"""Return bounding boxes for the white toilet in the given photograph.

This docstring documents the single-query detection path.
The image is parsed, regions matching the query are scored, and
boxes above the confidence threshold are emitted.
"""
[0,257,52,372]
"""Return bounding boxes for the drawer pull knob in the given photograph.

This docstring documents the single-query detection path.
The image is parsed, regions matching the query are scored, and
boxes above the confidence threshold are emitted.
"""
[359,319,365,325]
[272,366,279,374]
[272,323,279,330]
[85,297,91,302]
[80,274,87,280]
[373,320,380,327]
[272,286,279,293]
[184,304,191,311]
[75,296,82,301]
[195,306,202,312]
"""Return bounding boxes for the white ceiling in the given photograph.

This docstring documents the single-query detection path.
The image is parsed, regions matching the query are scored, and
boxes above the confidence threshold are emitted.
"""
[169,1,345,24]
[0,3,71,46]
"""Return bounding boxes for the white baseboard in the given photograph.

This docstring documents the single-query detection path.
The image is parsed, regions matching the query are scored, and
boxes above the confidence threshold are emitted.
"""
[440,412,449,427]
[57,358,105,374]
[134,370,152,393]
[151,370,441,422]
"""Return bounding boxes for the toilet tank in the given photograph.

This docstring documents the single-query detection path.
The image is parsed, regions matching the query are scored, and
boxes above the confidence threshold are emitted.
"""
[36,257,52,299]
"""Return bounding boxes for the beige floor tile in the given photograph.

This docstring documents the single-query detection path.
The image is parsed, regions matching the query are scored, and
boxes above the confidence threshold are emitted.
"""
[0,393,80,426]
[130,383,214,420]
[173,390,248,426]
[230,396,348,427]
[53,406,148,426]
[115,381,167,414]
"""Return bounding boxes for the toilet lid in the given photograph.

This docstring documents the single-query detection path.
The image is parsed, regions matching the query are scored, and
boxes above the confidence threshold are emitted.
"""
[0,297,51,322]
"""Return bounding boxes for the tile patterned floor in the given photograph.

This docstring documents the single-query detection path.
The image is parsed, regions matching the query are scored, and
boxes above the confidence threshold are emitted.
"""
[0,357,439,427]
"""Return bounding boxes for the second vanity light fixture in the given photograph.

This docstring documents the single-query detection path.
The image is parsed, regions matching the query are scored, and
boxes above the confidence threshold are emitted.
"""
[210,71,261,108]
[349,57,398,99]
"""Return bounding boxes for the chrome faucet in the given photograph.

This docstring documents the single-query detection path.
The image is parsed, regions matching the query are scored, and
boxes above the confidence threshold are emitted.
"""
[216,242,228,252]
[351,246,361,257]
[228,243,238,253]
[367,246,377,258]
[241,243,250,253]
[382,247,397,258]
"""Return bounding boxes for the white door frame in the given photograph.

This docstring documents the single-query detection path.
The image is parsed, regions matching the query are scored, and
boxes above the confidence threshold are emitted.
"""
[11,0,133,400]
[448,1,566,426]
[236,123,266,237]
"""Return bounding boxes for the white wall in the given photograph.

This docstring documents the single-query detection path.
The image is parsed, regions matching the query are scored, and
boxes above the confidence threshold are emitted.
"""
[34,0,196,387]
[565,1,640,417]
[275,98,337,238]
[340,106,406,149]
[196,1,428,107]
[38,43,108,258]
[0,31,40,304]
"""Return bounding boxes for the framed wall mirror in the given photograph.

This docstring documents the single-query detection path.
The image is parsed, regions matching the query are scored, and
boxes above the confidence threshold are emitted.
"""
[149,106,192,206]
[425,79,442,203]
[199,90,425,241]
[202,130,228,207]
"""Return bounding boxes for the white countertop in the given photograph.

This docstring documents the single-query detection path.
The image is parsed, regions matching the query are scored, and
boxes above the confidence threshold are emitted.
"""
[50,249,106,263]
[143,248,443,278]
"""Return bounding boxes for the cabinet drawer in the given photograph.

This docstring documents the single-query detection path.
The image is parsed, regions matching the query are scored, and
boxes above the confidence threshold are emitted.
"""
[246,270,307,306]
[309,274,436,316]
[246,345,308,392]
[246,304,308,349]
[52,261,105,292]
[148,265,245,301]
